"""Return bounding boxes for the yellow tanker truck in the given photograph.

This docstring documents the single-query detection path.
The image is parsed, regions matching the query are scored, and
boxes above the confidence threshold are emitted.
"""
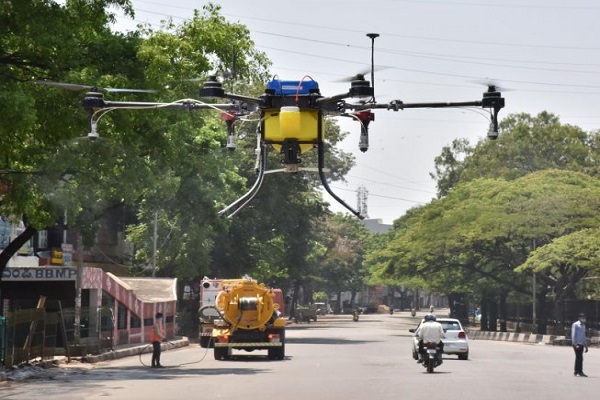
[208,278,286,360]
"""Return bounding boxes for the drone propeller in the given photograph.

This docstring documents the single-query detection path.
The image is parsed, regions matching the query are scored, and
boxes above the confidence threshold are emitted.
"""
[32,80,158,93]
[264,167,331,174]
[334,71,368,83]
[469,79,513,93]
[333,66,388,83]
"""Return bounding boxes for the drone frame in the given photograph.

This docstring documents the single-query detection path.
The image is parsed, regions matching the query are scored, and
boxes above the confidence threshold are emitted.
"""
[68,33,504,220]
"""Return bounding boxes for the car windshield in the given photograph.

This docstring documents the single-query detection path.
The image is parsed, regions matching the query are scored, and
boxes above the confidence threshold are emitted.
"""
[440,321,461,331]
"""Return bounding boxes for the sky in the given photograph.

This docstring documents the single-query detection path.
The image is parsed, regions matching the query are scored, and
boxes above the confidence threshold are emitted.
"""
[111,0,600,224]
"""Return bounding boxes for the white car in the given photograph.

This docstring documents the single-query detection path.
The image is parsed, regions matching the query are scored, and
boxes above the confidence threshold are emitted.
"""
[410,317,469,360]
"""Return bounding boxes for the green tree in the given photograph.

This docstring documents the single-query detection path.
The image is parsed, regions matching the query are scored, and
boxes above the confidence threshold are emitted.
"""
[0,0,140,274]
[368,170,600,331]
[517,228,600,324]
[432,112,596,196]
[430,138,471,197]
[121,4,271,280]
[316,214,370,311]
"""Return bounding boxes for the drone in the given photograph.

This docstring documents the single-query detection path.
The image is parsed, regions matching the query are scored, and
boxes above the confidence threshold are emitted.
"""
[35,33,505,220]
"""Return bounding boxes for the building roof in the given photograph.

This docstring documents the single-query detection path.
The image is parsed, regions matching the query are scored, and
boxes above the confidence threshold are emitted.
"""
[119,276,178,302]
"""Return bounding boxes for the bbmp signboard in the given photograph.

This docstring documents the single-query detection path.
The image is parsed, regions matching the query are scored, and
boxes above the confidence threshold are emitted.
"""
[2,267,77,281]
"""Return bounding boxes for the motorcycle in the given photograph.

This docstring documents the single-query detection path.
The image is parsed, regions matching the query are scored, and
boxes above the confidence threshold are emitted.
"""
[420,342,442,373]
[352,308,360,322]
[411,309,416,317]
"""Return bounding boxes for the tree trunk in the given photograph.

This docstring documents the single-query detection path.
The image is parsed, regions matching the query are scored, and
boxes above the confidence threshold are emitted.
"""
[290,280,301,318]
[480,298,489,331]
[0,224,38,280]
[499,293,507,332]
[489,299,498,332]
[414,289,419,311]
[536,288,550,334]
[447,293,468,326]
[350,290,357,308]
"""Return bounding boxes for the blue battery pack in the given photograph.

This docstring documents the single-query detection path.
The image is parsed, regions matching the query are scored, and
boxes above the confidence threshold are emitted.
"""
[266,79,320,95]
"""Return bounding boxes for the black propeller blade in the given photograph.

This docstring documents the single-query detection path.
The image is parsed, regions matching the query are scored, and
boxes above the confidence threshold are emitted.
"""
[32,80,158,93]
[333,66,385,83]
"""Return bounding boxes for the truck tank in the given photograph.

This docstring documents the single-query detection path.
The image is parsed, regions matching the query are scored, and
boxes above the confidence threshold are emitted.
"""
[210,278,286,360]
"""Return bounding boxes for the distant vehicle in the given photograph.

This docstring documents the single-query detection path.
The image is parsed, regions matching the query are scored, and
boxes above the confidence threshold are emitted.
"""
[409,317,469,360]
[313,302,331,315]
[294,305,318,322]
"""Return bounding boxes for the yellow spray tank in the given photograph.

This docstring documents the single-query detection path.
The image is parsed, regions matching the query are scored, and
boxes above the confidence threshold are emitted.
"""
[211,277,286,360]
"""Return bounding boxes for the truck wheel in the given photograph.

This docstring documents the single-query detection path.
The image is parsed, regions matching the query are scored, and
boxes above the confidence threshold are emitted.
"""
[200,336,210,348]
[268,344,285,360]
[214,347,231,360]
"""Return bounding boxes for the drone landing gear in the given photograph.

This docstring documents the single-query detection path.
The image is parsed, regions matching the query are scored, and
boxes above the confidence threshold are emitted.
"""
[317,121,364,220]
[218,144,267,219]
[219,119,365,219]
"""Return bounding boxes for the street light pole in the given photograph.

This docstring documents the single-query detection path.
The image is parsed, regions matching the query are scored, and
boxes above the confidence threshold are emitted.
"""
[152,211,158,277]
[532,238,537,334]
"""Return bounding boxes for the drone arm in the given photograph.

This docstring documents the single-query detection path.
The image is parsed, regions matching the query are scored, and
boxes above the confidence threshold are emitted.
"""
[222,93,262,105]
[398,100,483,109]
[102,100,238,111]
[351,97,504,139]
[350,100,483,111]
[316,92,352,106]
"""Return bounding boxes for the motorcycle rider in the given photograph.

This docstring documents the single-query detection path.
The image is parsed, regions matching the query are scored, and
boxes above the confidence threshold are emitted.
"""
[416,313,445,364]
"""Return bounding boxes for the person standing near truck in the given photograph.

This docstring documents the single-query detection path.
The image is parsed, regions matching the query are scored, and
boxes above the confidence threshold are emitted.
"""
[150,312,166,368]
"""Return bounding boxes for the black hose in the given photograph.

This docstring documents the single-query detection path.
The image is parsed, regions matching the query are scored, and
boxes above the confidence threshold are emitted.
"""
[138,337,214,368]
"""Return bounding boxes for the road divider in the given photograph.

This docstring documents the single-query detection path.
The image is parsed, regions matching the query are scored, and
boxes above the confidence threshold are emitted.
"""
[468,330,599,346]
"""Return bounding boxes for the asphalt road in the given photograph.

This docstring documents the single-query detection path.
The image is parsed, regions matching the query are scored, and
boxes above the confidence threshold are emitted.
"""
[0,312,597,400]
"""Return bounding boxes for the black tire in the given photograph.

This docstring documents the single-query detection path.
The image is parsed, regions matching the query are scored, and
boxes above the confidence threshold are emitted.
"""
[214,346,231,360]
[427,359,434,373]
[200,335,210,348]
[268,344,285,360]
[458,352,469,360]
[412,349,418,360]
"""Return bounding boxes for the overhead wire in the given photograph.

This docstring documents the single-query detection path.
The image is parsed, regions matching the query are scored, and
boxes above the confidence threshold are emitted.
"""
[346,174,437,195]
[133,0,600,50]
[127,2,600,63]
[116,3,600,95]
[329,185,429,205]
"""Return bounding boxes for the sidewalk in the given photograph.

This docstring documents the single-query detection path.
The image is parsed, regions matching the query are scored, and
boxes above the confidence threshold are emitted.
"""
[83,336,189,363]
[0,337,189,382]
